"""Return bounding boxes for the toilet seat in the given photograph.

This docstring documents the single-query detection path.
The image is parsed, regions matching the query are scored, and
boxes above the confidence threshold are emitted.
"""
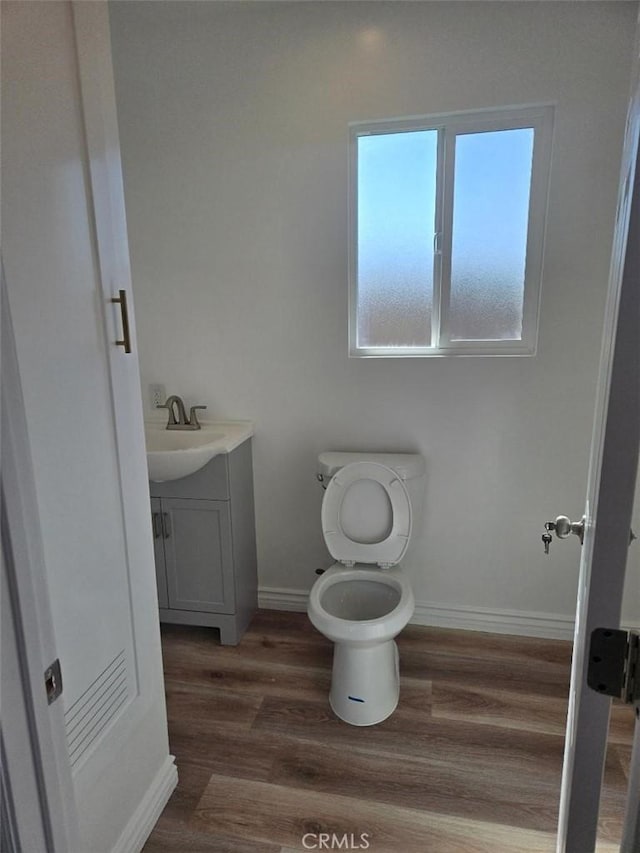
[321,461,412,568]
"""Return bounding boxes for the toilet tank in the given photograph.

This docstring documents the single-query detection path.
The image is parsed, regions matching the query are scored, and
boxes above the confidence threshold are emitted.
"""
[317,451,425,483]
[317,451,426,535]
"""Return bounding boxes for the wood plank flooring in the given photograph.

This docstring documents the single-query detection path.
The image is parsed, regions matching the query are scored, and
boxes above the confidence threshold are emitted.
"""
[144,611,634,853]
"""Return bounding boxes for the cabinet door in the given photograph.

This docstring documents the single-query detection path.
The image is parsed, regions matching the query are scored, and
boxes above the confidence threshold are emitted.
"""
[162,498,235,614]
[151,498,169,608]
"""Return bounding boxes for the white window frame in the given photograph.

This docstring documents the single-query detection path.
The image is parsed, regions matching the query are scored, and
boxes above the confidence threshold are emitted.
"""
[348,104,554,358]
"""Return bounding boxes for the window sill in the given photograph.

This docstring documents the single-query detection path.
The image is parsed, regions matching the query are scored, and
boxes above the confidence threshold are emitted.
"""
[350,343,537,358]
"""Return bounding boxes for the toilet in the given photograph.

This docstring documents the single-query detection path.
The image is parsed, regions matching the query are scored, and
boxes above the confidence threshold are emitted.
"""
[308,451,425,726]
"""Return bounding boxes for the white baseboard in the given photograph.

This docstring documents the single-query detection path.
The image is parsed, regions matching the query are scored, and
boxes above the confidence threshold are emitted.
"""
[411,601,575,640]
[112,753,178,853]
[258,586,577,640]
[259,586,309,613]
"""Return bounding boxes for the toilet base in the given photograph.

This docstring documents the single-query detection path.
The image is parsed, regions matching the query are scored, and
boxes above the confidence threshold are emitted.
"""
[329,639,400,726]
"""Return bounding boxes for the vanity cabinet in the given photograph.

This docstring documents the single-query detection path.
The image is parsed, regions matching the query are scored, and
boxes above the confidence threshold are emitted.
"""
[149,438,257,645]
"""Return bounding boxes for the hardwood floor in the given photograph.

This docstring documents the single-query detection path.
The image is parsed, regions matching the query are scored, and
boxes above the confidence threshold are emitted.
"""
[144,611,633,853]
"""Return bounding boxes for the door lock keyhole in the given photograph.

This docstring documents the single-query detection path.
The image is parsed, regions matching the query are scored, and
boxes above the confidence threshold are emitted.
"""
[541,515,586,554]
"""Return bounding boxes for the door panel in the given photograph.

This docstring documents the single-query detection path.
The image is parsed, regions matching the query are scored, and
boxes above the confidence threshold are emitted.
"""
[3,0,137,758]
[163,499,235,614]
[1,552,51,853]
[1,3,172,850]
[557,25,640,851]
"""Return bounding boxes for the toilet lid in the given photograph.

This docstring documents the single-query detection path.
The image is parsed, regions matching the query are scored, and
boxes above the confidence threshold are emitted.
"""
[321,461,412,568]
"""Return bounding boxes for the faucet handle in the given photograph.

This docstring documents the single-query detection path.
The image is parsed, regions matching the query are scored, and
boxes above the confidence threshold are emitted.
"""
[189,405,207,428]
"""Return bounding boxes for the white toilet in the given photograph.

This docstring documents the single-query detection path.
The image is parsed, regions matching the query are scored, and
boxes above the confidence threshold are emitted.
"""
[308,451,425,726]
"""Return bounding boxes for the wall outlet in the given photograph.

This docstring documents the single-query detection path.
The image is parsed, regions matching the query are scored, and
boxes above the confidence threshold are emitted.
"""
[149,384,166,410]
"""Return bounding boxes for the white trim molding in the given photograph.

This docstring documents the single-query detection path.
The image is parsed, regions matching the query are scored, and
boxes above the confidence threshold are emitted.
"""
[259,587,310,614]
[111,755,177,853]
[410,601,574,640]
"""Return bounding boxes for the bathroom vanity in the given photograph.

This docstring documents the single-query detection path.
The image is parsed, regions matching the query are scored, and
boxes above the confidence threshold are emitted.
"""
[149,435,258,645]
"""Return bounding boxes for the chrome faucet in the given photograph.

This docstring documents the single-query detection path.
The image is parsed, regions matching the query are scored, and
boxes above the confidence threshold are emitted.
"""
[158,395,207,431]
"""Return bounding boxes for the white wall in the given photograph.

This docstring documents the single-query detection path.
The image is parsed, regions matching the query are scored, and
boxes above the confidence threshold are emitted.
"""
[109,0,639,635]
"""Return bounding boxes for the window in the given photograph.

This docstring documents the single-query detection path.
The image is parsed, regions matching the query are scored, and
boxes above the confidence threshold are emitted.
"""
[349,106,553,357]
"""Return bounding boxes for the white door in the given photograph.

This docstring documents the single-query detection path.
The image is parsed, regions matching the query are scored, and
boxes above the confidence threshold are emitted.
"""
[2,263,81,852]
[556,21,640,853]
[1,3,175,850]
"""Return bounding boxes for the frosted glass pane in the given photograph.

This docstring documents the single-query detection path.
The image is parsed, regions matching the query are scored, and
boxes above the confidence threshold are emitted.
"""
[357,130,437,348]
[450,128,534,341]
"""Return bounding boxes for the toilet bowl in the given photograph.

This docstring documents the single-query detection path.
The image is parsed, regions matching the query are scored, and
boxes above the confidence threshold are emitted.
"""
[308,564,414,725]
[307,454,424,726]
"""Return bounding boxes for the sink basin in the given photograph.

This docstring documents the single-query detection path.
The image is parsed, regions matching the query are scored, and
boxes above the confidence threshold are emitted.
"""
[144,420,253,482]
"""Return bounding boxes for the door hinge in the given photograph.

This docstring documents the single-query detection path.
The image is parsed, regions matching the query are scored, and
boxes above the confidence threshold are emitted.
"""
[587,628,639,705]
[44,658,63,705]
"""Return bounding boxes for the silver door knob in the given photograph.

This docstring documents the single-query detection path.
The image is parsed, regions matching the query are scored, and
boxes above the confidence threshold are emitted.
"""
[544,515,586,544]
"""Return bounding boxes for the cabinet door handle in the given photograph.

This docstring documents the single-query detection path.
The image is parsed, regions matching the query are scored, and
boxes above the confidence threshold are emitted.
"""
[162,513,171,539]
[110,289,132,353]
[152,512,162,539]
